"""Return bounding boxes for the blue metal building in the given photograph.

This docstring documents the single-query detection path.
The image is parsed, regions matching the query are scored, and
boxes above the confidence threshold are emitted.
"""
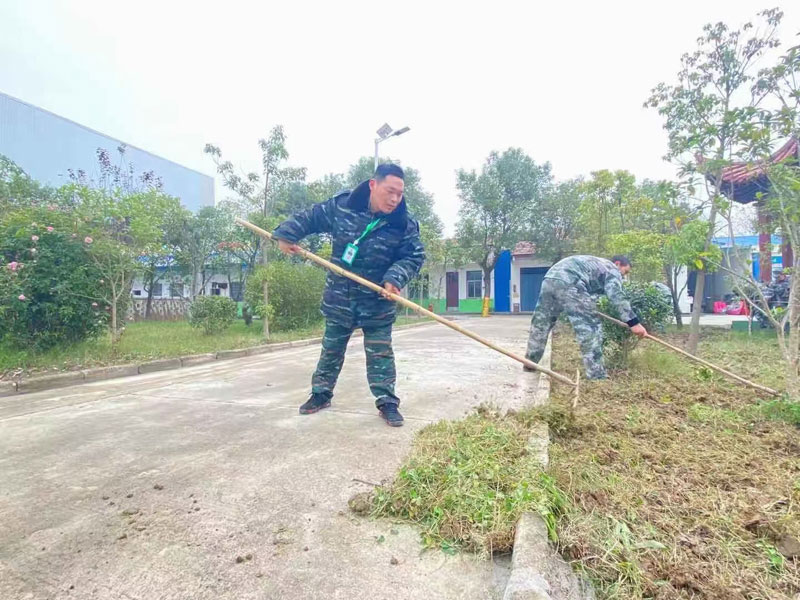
[0,91,213,211]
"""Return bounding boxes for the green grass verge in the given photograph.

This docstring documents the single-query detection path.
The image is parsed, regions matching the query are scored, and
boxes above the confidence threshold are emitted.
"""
[1,315,431,379]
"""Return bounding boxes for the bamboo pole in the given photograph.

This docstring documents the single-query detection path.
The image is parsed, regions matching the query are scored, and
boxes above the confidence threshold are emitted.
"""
[596,311,780,397]
[235,218,577,388]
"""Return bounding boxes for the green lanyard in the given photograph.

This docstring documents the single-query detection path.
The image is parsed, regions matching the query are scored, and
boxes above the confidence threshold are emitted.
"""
[353,218,382,246]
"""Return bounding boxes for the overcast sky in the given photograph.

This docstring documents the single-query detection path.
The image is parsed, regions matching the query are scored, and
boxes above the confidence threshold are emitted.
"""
[2,1,798,233]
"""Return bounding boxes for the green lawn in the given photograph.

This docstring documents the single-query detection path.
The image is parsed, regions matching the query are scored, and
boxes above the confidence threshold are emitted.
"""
[0,315,430,379]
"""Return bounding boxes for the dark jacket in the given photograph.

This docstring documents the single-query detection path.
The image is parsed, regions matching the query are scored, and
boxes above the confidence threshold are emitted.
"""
[273,180,425,328]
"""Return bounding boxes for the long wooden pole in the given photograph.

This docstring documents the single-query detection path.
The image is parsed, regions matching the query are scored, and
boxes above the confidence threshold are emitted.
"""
[235,218,577,388]
[596,311,780,397]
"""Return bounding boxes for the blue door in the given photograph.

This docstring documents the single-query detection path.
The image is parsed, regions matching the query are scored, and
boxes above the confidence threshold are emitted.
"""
[494,250,511,312]
[520,268,549,311]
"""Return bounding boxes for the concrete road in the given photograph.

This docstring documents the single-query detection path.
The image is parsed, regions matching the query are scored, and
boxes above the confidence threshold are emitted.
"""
[0,316,545,600]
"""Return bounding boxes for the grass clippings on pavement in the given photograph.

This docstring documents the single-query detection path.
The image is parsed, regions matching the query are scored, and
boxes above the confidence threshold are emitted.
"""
[369,405,567,557]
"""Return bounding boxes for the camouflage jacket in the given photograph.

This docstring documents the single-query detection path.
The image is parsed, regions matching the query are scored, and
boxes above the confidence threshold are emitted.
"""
[544,255,639,325]
[273,180,425,328]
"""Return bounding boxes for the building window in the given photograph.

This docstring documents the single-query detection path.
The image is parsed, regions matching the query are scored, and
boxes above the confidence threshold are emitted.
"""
[151,283,163,298]
[211,282,228,296]
[467,271,483,298]
[171,283,185,298]
[230,282,243,302]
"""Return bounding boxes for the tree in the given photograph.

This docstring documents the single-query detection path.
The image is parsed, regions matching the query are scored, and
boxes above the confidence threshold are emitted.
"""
[174,206,231,299]
[456,149,552,304]
[646,8,783,352]
[204,126,306,339]
[721,39,800,393]
[140,202,189,318]
[527,178,582,262]
[74,187,179,346]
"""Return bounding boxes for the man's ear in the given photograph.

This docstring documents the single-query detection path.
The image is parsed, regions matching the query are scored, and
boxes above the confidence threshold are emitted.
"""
[369,179,377,193]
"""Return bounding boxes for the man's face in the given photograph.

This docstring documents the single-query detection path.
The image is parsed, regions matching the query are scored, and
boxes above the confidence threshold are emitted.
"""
[616,262,632,276]
[369,175,404,214]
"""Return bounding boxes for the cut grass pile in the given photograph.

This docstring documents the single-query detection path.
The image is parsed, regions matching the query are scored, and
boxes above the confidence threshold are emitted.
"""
[368,406,567,556]
[549,326,800,599]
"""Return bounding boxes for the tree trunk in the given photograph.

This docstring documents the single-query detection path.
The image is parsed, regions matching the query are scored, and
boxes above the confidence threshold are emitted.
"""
[665,264,683,328]
[688,203,719,353]
[261,252,270,340]
[145,269,155,319]
[192,266,200,299]
[111,298,119,348]
[687,270,706,354]
[787,261,800,400]
[482,267,493,317]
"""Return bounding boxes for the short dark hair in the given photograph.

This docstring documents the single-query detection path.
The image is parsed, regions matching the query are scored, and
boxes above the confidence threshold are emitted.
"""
[611,255,631,267]
[374,163,405,181]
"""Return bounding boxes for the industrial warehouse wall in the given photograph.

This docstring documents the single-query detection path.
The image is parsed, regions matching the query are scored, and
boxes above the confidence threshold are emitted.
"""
[0,92,214,212]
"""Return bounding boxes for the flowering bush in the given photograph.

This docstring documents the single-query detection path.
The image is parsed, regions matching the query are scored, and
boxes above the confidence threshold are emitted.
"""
[0,213,108,350]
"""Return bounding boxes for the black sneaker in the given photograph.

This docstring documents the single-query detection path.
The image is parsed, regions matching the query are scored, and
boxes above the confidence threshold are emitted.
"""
[378,404,404,427]
[299,393,331,415]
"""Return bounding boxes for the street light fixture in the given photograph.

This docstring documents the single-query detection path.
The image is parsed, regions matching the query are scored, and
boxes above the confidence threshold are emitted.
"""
[374,123,411,170]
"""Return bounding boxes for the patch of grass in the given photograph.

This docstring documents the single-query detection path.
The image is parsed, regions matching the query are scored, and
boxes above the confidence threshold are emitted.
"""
[369,408,567,556]
[549,324,800,599]
[0,314,432,380]
[0,319,320,378]
[756,398,800,426]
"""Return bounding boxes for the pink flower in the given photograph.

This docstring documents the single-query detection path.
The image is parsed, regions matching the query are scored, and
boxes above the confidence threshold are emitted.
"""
[99,279,104,284]
[91,302,98,307]
[18,294,26,301]
[31,235,39,242]
[30,248,37,254]
[84,237,93,244]
[71,233,77,238]
[46,226,54,232]
[7,261,18,271]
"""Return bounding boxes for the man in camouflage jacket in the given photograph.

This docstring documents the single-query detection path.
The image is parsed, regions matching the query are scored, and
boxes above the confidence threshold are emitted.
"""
[273,164,425,426]
[525,255,647,380]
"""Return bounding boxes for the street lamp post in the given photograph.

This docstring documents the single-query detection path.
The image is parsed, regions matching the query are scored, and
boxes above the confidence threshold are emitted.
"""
[374,123,410,171]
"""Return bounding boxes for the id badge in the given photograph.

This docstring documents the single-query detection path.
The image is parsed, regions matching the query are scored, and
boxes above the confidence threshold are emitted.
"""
[341,243,359,266]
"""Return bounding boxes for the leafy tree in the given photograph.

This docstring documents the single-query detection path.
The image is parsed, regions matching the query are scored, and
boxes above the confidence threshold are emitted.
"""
[646,8,783,352]
[456,148,551,299]
[527,178,582,261]
[174,206,232,299]
[205,126,306,338]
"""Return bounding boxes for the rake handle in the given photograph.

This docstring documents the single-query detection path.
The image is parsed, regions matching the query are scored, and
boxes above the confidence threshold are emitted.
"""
[596,312,780,397]
[235,218,577,387]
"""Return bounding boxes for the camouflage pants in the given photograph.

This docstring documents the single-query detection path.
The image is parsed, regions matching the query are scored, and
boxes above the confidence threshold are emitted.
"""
[311,320,399,407]
[525,279,607,380]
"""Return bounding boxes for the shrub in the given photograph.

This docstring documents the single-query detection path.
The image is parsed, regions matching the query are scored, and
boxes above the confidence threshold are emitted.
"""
[245,261,325,331]
[188,295,237,335]
[598,282,673,367]
[0,214,108,350]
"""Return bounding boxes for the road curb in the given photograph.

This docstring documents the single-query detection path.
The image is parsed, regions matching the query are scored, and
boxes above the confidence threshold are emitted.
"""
[1,319,437,397]
[504,336,595,600]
